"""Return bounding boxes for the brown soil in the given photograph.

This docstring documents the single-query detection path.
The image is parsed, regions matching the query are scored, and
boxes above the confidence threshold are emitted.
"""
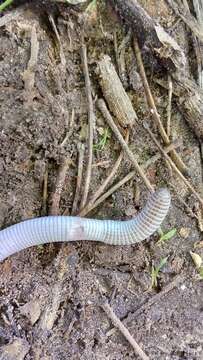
[0,1,203,359]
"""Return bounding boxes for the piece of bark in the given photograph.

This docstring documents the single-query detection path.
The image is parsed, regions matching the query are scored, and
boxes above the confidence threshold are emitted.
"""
[97,55,137,127]
[109,0,186,72]
[156,77,203,141]
[167,0,203,42]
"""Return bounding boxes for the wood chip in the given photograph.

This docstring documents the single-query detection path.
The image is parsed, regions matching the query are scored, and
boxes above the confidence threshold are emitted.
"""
[97,55,137,127]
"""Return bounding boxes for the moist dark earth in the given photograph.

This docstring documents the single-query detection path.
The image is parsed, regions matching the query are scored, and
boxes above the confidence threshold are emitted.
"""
[0,1,203,359]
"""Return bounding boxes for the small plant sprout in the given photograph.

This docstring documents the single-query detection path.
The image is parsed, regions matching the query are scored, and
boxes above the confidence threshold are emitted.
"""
[0,0,13,12]
[151,257,168,288]
[94,128,111,151]
[157,228,177,245]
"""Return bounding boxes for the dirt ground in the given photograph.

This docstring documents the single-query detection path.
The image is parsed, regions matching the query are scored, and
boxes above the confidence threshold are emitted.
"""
[0,1,203,359]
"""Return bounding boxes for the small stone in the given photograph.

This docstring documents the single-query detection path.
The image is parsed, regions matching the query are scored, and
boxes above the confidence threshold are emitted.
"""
[179,227,190,238]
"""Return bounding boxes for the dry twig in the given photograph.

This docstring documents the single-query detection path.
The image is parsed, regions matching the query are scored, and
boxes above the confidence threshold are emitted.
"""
[79,169,135,217]
[60,108,75,147]
[143,123,203,207]
[133,38,188,175]
[48,14,66,69]
[50,158,72,215]
[71,143,85,215]
[22,26,39,106]
[101,300,149,360]
[80,41,95,209]
[38,247,70,332]
[167,75,173,138]
[79,140,180,217]
[97,99,154,192]
[42,168,48,216]
[79,130,129,216]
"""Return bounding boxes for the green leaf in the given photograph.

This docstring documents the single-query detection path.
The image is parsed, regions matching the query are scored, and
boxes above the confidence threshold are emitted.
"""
[0,0,13,12]
[94,128,111,151]
[158,228,177,244]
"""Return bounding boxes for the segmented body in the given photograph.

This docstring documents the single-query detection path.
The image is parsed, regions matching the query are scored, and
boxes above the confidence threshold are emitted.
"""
[0,188,171,261]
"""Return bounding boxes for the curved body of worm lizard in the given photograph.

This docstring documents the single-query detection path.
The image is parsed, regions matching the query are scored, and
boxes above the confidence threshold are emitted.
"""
[0,188,171,261]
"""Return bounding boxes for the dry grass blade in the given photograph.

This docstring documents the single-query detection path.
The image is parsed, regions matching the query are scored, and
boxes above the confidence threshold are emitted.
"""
[80,41,95,209]
[97,98,154,192]
[133,38,188,175]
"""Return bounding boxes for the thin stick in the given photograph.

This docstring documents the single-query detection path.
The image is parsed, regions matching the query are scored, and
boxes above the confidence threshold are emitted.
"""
[50,158,72,215]
[167,75,173,138]
[22,26,39,105]
[97,99,154,192]
[143,140,181,168]
[80,42,95,209]
[60,108,75,147]
[79,130,129,215]
[42,168,48,216]
[101,301,149,360]
[48,14,66,69]
[92,160,111,168]
[133,38,188,175]
[143,122,203,206]
[71,143,85,215]
[79,166,134,217]
[78,140,180,217]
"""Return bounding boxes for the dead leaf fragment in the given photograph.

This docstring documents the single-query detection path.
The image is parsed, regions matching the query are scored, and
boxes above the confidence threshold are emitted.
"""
[190,251,202,269]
